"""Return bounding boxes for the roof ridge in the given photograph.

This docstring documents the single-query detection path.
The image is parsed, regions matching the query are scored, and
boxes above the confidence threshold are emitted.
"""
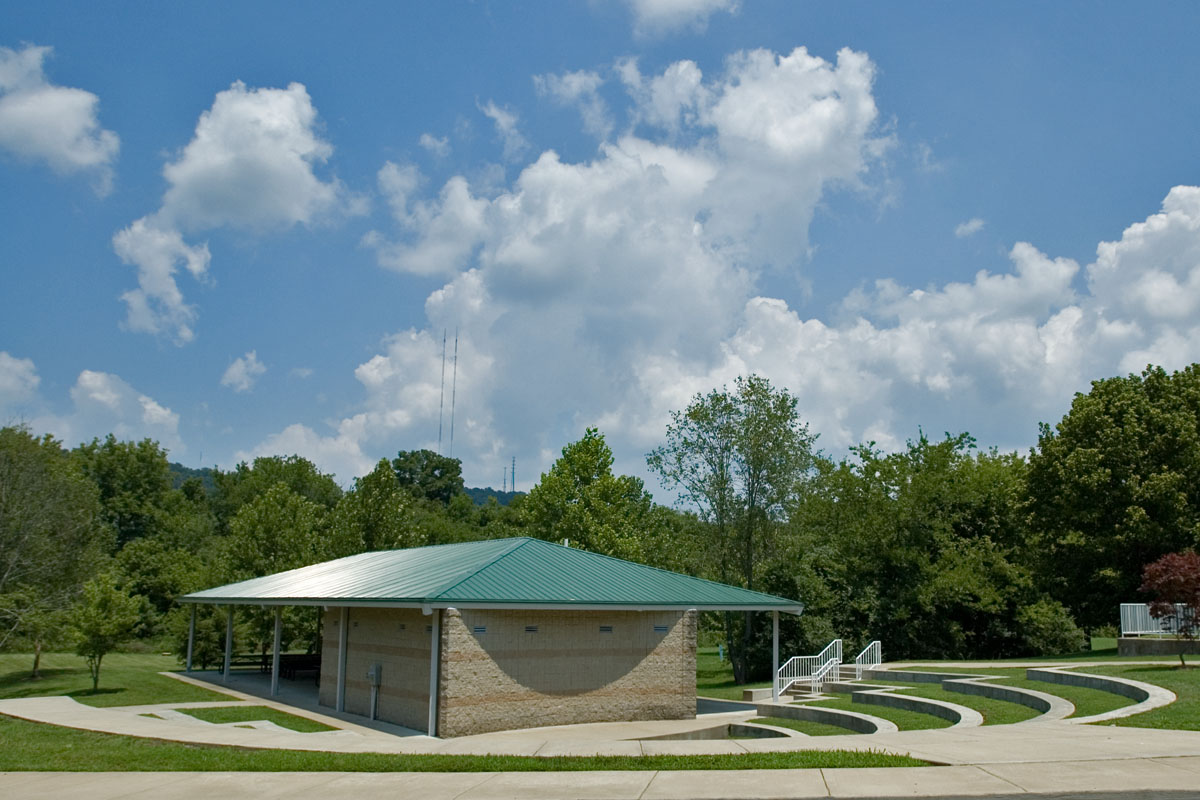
[427,537,532,600]
[540,536,791,602]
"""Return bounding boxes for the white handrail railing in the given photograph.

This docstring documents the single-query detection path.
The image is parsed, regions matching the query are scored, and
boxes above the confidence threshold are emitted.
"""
[810,656,841,693]
[854,640,881,679]
[775,638,841,697]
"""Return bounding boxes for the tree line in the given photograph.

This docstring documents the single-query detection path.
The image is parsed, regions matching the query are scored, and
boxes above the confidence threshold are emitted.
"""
[2,363,1199,684]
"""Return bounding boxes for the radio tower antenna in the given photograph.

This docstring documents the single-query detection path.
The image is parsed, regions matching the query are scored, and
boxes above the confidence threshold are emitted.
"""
[512,456,516,492]
[448,328,459,457]
[437,330,446,454]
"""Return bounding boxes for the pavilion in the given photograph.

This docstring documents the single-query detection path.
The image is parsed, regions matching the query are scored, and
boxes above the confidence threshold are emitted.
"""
[179,537,803,737]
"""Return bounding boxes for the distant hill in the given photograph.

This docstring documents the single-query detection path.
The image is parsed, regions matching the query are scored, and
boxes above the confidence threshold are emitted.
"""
[465,486,524,506]
[169,463,216,493]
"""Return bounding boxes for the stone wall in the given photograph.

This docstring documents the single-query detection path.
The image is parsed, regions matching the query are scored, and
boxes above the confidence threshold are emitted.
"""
[436,608,697,737]
[318,607,432,731]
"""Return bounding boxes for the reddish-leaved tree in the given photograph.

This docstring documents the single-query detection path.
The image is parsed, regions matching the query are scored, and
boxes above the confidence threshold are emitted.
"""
[1140,550,1200,667]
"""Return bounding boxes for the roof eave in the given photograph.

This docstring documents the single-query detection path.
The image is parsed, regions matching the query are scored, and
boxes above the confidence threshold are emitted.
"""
[177,596,804,615]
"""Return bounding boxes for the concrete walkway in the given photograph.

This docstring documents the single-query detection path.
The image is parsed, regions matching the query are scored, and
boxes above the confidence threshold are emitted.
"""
[4,662,1200,798]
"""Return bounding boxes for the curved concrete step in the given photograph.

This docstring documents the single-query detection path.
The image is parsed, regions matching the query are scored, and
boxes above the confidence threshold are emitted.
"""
[850,686,984,727]
[863,668,1075,723]
[1028,667,1177,724]
[944,677,1075,723]
[753,700,898,734]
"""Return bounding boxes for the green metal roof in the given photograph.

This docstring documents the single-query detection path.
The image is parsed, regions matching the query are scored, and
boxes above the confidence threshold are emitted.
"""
[180,537,803,613]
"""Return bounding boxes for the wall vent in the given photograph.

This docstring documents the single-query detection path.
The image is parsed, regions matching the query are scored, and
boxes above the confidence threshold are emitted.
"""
[525,625,538,633]
[599,625,613,633]
[473,625,487,634]
[425,624,433,633]
[653,625,669,633]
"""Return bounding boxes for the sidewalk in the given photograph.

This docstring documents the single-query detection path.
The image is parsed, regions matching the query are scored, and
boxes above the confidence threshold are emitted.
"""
[6,759,1200,800]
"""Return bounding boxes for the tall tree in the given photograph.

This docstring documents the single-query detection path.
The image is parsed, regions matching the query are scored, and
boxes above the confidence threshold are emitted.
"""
[392,449,464,505]
[73,435,173,547]
[521,428,658,562]
[212,455,342,533]
[224,483,329,654]
[327,458,414,555]
[1026,364,1200,630]
[648,375,816,681]
[0,427,110,665]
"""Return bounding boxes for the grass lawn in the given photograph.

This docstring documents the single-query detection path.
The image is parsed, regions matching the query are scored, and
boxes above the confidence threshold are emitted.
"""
[1087,664,1200,731]
[0,714,926,771]
[794,695,952,731]
[177,705,337,733]
[0,652,231,707]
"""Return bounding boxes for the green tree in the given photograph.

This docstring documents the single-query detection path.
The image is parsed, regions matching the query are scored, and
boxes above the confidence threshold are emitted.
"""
[73,435,173,547]
[788,433,1080,661]
[1026,364,1200,630]
[392,449,464,505]
[72,573,140,691]
[224,483,328,654]
[212,455,342,533]
[648,375,816,681]
[327,458,414,555]
[521,428,658,562]
[0,427,110,668]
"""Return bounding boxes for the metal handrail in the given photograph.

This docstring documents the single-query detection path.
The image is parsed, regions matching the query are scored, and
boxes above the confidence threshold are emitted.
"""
[810,657,841,693]
[775,638,841,697]
[854,640,881,679]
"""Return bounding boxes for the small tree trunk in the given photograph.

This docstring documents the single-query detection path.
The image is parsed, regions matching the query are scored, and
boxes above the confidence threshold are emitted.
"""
[31,640,42,679]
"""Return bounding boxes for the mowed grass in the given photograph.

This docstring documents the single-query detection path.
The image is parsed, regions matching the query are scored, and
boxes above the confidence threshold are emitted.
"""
[177,705,337,733]
[0,714,926,771]
[799,694,951,731]
[1088,664,1200,731]
[908,667,1135,718]
[0,652,231,707]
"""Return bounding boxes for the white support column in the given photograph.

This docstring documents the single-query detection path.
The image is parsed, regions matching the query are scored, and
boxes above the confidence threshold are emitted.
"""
[771,610,780,703]
[336,607,349,712]
[222,605,233,683]
[185,605,196,673]
[270,607,282,697]
[427,608,441,737]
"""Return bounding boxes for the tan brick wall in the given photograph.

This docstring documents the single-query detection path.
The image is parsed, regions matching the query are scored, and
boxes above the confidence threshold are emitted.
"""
[318,607,432,731]
[436,608,697,737]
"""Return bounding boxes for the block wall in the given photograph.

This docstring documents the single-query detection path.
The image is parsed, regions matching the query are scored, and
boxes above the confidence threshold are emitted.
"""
[436,608,697,737]
[318,607,432,731]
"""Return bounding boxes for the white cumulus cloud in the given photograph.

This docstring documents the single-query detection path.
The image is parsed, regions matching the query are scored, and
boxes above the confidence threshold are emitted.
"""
[221,351,267,393]
[623,0,739,37]
[0,351,40,414]
[0,44,119,195]
[114,81,355,343]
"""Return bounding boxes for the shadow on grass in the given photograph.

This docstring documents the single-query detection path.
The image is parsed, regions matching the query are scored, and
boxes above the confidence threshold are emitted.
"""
[67,688,126,699]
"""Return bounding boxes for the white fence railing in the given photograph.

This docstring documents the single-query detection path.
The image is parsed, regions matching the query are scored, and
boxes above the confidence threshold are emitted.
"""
[1121,603,1191,636]
[775,638,841,697]
[854,640,881,679]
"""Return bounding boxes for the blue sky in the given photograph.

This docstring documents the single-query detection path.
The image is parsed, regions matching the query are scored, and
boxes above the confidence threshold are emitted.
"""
[2,1,1199,493]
